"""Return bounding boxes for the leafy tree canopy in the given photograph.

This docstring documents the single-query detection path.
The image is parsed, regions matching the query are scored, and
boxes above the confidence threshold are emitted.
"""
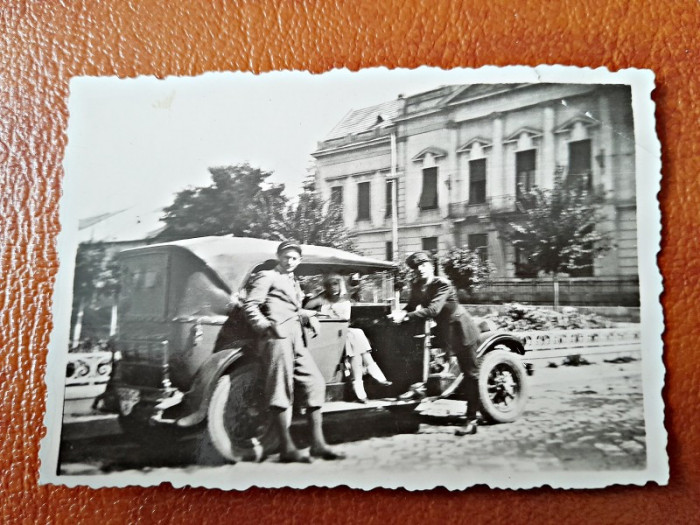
[157,163,287,241]
[73,243,120,304]
[157,163,358,253]
[277,190,357,252]
[442,246,495,292]
[501,169,611,277]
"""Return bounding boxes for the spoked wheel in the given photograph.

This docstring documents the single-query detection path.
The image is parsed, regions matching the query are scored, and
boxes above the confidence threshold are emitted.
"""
[207,361,278,462]
[478,350,529,424]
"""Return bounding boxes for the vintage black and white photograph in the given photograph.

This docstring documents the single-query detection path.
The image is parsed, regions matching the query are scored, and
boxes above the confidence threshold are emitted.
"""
[41,67,666,490]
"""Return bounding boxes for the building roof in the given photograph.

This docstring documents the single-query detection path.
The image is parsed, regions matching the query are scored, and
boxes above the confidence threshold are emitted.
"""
[324,98,404,141]
[320,85,531,146]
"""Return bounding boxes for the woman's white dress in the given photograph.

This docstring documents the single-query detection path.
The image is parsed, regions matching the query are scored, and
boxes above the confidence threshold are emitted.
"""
[320,299,372,357]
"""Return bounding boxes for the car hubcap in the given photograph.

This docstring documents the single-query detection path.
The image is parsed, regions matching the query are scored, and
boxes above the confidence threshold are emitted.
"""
[487,364,519,412]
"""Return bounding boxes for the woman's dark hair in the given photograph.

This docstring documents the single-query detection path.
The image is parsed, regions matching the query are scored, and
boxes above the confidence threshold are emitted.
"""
[322,274,348,299]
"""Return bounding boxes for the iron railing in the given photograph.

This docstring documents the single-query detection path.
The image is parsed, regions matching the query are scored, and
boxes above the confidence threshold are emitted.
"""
[65,351,112,386]
[517,327,641,352]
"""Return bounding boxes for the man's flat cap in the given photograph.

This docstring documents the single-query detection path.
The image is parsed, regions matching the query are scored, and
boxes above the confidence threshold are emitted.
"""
[277,241,302,255]
[406,251,432,269]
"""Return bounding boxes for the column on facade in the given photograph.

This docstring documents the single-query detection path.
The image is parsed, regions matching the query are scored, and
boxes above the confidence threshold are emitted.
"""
[490,114,505,207]
[541,105,556,189]
[436,153,449,220]
[598,94,614,193]
[404,144,419,225]
[342,175,354,229]
[597,93,619,277]
[316,170,328,202]
[371,170,384,228]
[450,122,461,208]
[489,228,508,278]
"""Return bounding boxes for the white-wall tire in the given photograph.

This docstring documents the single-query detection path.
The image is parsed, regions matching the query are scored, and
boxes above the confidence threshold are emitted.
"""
[207,361,277,462]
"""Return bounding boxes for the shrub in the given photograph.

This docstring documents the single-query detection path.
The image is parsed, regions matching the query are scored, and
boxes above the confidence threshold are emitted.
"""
[442,246,495,293]
[484,303,612,331]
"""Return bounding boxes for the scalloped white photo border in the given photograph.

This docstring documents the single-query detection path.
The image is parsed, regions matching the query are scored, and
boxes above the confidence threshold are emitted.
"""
[40,65,667,490]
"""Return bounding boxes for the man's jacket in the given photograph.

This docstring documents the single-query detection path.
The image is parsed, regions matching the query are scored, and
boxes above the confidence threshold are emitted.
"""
[405,276,480,348]
[243,267,317,340]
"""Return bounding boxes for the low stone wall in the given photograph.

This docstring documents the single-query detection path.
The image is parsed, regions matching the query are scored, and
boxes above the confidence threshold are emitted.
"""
[516,326,642,361]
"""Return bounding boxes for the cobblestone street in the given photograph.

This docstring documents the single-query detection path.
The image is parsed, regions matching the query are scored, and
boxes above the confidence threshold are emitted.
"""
[59,358,646,488]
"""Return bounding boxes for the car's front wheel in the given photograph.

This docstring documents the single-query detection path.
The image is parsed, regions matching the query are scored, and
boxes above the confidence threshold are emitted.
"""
[207,361,278,462]
[478,350,529,424]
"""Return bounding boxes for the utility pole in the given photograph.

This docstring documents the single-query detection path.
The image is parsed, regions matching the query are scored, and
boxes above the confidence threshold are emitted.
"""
[390,130,400,310]
[390,130,399,262]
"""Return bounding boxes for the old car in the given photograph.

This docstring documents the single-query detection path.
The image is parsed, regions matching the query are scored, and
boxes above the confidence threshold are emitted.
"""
[100,236,530,462]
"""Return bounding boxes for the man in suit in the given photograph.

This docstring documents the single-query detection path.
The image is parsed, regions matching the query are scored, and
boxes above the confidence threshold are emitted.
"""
[390,251,482,436]
[243,241,345,462]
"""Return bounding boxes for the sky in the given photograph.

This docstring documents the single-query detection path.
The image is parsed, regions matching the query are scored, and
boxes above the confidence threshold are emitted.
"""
[65,68,496,225]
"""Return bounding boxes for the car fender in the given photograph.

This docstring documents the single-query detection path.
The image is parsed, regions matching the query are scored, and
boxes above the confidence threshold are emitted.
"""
[174,347,250,428]
[475,331,526,359]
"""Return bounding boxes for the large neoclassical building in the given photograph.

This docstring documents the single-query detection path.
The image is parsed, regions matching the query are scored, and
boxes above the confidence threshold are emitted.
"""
[312,83,639,304]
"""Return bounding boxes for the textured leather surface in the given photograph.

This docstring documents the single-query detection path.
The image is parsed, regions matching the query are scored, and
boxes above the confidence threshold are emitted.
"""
[1,0,698,522]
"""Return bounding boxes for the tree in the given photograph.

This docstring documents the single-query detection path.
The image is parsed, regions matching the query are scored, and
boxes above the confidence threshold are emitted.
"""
[158,163,359,252]
[71,243,121,347]
[157,163,287,241]
[276,189,357,252]
[498,168,612,309]
[442,246,495,294]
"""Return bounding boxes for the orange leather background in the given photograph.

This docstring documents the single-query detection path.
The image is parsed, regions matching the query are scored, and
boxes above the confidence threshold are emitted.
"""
[1,0,698,522]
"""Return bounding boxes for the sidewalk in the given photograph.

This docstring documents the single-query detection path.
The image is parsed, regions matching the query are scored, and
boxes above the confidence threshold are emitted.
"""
[61,345,642,441]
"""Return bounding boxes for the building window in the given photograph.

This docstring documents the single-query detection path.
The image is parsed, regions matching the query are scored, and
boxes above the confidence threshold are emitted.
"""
[515,150,536,201]
[357,181,371,221]
[385,241,393,262]
[568,139,592,190]
[422,236,438,255]
[330,186,343,209]
[418,167,438,210]
[569,264,594,277]
[468,233,488,264]
[385,180,394,218]
[514,245,538,278]
[469,159,486,204]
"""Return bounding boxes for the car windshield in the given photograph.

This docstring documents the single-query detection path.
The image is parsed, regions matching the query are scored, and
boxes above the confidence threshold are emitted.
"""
[298,271,396,305]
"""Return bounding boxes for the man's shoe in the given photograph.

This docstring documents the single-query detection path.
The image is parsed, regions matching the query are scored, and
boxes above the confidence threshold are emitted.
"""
[455,420,478,436]
[398,382,426,400]
[310,447,347,461]
[279,450,313,463]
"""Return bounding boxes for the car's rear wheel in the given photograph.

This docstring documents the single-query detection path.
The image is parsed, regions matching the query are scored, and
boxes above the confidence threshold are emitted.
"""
[478,350,529,424]
[207,361,278,462]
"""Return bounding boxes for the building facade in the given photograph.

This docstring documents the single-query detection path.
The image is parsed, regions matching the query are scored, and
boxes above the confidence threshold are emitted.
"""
[312,84,639,304]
